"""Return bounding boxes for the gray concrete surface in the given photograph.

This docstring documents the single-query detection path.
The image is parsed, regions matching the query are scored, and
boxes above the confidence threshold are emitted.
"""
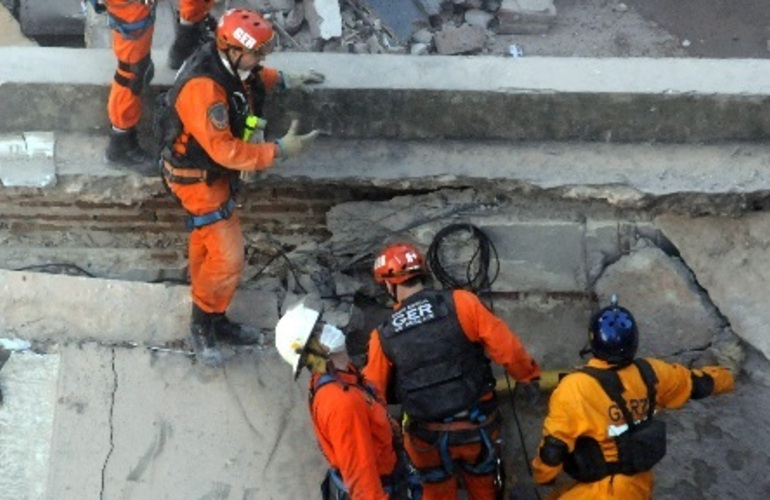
[3,47,770,142]
[2,269,768,500]
[1,342,327,500]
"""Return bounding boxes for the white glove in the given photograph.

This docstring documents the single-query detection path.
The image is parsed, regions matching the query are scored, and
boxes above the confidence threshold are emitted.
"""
[275,119,319,159]
[712,339,745,375]
[281,70,326,93]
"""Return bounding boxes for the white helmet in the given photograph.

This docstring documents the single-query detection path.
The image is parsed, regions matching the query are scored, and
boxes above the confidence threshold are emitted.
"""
[275,300,321,378]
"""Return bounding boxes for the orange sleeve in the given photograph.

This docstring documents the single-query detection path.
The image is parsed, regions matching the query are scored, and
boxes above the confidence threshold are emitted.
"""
[362,329,392,400]
[175,77,278,172]
[648,358,735,409]
[453,289,541,382]
[259,67,282,92]
[313,388,389,500]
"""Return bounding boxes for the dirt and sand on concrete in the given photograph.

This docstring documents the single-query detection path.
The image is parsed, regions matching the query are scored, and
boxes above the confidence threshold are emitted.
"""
[3,0,770,58]
[499,0,770,58]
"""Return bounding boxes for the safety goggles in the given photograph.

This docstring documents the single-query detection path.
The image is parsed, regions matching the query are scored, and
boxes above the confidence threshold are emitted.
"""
[242,34,277,57]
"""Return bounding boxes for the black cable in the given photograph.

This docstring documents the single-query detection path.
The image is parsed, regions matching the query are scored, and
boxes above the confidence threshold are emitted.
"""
[504,372,542,499]
[426,223,499,297]
[245,245,307,294]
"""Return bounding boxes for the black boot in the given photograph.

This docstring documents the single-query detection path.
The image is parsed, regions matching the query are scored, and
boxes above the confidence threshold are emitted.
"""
[189,304,225,367]
[211,313,260,346]
[168,19,208,70]
[105,127,156,174]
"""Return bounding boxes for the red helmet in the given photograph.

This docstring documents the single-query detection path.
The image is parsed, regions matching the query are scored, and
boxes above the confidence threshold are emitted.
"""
[373,243,427,285]
[216,9,275,53]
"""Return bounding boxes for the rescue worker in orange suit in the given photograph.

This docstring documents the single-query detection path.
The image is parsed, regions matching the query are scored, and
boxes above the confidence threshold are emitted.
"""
[159,9,324,366]
[275,300,422,500]
[532,295,737,499]
[363,242,541,500]
[100,0,214,170]
[168,0,216,70]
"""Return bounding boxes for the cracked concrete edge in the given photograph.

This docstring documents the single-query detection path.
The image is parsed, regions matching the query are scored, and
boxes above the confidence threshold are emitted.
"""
[0,269,279,346]
[1,132,769,213]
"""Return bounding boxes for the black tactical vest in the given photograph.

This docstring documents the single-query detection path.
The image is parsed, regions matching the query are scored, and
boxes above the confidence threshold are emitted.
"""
[158,41,267,181]
[379,289,494,421]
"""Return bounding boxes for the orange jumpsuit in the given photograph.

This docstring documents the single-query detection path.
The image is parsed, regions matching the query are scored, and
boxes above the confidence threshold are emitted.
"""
[104,0,213,130]
[532,357,734,499]
[364,289,541,500]
[167,69,280,313]
[310,365,398,500]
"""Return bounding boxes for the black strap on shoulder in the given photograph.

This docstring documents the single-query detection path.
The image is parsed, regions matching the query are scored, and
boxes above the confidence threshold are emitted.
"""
[581,358,659,428]
[632,358,658,420]
[581,366,636,429]
[309,370,381,405]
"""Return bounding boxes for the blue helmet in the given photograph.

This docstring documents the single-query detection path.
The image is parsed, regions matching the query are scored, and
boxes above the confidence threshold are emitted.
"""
[588,294,638,366]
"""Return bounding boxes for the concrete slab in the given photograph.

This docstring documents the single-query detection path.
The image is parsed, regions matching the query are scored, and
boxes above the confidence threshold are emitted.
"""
[656,213,770,361]
[0,270,278,345]
[103,347,324,499]
[26,132,770,215]
[21,343,328,499]
[3,48,770,141]
[47,343,113,499]
[477,220,586,292]
[0,350,60,500]
[0,131,56,187]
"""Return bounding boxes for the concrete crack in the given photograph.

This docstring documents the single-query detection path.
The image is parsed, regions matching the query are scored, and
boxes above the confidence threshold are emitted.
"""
[100,347,117,500]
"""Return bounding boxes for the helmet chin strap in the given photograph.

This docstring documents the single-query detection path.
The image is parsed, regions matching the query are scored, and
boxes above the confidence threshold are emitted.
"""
[222,49,245,78]
[579,343,592,359]
[386,282,399,303]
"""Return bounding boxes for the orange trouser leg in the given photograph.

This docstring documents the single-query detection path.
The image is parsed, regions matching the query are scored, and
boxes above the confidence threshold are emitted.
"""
[179,0,214,23]
[105,2,154,129]
[188,214,245,313]
[404,432,498,500]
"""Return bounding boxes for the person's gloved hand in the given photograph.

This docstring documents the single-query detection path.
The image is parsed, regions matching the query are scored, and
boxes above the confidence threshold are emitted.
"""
[514,378,541,407]
[275,119,320,159]
[281,70,326,93]
[712,339,745,376]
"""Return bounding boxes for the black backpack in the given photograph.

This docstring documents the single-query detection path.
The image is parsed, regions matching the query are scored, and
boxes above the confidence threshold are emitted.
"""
[564,359,667,482]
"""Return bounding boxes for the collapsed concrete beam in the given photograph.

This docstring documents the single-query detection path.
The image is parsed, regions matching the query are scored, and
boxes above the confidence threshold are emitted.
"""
[2,47,770,142]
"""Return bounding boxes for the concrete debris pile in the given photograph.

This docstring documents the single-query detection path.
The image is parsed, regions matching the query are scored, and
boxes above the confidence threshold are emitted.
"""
[265,0,557,56]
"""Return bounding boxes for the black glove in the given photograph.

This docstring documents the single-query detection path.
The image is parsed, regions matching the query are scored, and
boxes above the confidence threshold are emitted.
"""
[514,378,541,407]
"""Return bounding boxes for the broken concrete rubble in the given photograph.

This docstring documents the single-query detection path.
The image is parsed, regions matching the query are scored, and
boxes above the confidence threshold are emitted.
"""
[497,0,557,35]
[305,0,343,40]
[1,197,768,498]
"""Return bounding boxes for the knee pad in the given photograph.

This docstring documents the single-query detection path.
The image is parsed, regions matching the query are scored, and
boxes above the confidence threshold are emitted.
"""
[115,55,154,96]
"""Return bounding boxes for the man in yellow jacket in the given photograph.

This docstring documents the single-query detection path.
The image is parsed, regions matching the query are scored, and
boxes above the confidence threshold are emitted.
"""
[532,294,737,499]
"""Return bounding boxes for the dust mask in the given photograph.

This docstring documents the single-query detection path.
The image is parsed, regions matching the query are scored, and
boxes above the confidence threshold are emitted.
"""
[320,324,346,354]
